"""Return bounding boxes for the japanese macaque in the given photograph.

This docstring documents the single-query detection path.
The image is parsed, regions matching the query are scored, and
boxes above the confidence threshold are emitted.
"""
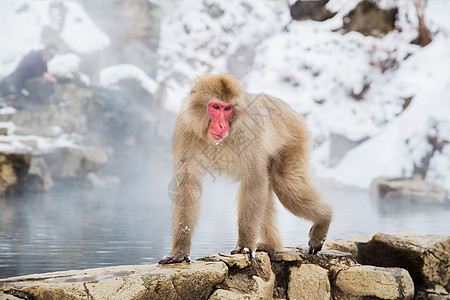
[159,74,332,264]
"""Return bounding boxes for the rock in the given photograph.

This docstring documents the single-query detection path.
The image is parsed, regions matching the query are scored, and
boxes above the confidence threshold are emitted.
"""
[200,252,253,269]
[209,289,259,299]
[363,233,450,293]
[26,157,54,191]
[42,146,108,178]
[86,172,121,187]
[290,0,336,22]
[11,85,91,136]
[334,265,414,299]
[0,262,227,300]
[416,285,450,300]
[288,264,331,300]
[201,252,275,299]
[0,294,21,300]
[324,235,372,261]
[390,232,450,254]
[0,106,16,122]
[0,151,31,194]
[274,245,356,267]
[2,237,448,299]
[271,246,356,298]
[371,176,447,204]
[343,1,398,37]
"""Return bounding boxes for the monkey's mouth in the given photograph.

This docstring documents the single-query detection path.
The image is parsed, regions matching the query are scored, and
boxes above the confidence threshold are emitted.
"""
[209,131,228,140]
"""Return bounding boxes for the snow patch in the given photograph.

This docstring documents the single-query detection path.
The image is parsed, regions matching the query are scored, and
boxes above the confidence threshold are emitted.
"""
[48,53,81,77]
[99,64,157,94]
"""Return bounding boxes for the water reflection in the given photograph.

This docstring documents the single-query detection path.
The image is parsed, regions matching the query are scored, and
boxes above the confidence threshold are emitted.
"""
[1,155,449,279]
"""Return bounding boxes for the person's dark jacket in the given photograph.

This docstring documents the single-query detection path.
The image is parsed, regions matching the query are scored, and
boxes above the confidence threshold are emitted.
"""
[10,50,48,84]
[0,50,48,96]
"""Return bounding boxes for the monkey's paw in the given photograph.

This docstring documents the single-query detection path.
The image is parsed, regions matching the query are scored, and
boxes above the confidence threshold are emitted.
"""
[230,246,255,262]
[256,245,277,261]
[308,238,325,255]
[158,255,190,264]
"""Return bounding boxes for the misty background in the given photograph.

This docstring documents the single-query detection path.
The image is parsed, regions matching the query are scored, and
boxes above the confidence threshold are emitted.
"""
[0,0,449,278]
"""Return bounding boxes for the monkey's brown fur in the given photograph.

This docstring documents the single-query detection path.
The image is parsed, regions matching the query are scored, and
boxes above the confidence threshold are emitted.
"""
[160,74,332,264]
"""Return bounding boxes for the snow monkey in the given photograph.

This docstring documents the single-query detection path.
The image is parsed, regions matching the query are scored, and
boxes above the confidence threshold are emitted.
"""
[159,74,332,264]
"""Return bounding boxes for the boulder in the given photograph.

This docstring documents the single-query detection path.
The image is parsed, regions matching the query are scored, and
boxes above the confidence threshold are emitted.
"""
[288,264,331,300]
[342,0,398,37]
[0,262,227,300]
[0,151,31,194]
[201,252,254,269]
[2,239,448,299]
[209,289,258,299]
[0,106,16,122]
[371,176,447,204]
[42,146,108,178]
[200,252,275,299]
[86,172,121,187]
[334,265,414,299]
[324,235,372,261]
[290,0,336,22]
[363,233,450,293]
[271,246,356,298]
[273,245,356,267]
[11,85,91,135]
[26,157,54,192]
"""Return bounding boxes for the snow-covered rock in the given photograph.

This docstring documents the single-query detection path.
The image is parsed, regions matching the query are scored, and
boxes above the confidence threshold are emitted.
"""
[48,53,81,78]
[99,64,157,94]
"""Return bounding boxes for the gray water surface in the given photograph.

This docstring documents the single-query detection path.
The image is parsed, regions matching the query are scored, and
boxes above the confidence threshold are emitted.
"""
[1,155,449,279]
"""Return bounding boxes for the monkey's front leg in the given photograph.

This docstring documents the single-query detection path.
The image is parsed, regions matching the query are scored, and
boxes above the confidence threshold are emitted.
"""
[159,174,202,264]
[231,178,268,261]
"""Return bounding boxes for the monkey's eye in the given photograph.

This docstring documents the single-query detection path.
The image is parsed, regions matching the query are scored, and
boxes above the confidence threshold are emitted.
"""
[224,106,232,111]
[213,104,220,110]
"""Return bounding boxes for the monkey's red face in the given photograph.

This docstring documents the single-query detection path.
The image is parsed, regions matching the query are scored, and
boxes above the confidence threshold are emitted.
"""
[208,99,234,140]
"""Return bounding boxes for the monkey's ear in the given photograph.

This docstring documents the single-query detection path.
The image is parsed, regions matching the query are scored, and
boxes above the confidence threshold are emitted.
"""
[190,88,197,95]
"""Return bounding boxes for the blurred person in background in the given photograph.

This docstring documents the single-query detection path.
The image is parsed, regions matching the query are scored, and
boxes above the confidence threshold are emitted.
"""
[0,44,58,106]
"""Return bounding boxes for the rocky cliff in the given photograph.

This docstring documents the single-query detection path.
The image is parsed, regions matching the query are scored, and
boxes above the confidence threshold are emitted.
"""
[1,233,448,300]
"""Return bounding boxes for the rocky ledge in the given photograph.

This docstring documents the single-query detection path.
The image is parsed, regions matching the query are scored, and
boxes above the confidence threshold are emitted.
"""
[0,232,449,300]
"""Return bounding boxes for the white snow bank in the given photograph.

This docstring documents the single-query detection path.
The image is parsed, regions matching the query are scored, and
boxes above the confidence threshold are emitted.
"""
[99,64,157,94]
[324,37,450,189]
[48,53,81,77]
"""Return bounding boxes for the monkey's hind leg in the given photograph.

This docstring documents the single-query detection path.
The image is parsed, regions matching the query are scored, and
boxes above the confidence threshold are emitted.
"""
[231,176,270,261]
[256,189,282,260]
[272,170,332,255]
